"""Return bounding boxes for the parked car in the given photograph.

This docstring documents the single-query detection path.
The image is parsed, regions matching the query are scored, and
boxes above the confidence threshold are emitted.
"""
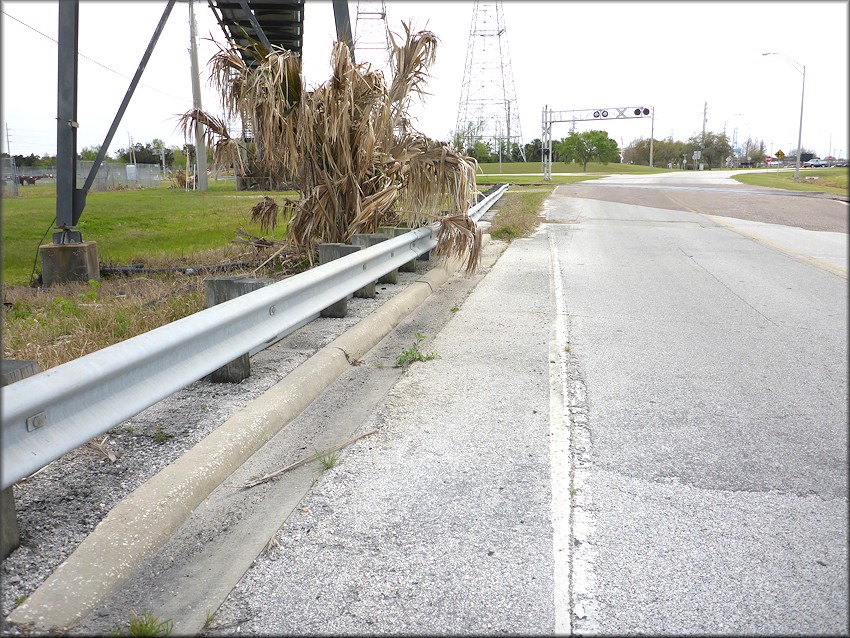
[803,158,829,167]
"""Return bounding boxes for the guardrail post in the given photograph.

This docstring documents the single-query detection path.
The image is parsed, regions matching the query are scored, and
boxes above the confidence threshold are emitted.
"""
[390,224,419,272]
[318,244,361,317]
[204,276,274,382]
[378,226,418,274]
[350,234,388,298]
[376,227,405,283]
[1,360,40,560]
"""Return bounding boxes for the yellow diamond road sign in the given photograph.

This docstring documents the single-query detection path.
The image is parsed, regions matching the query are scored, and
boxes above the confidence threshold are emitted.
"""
[776,150,786,159]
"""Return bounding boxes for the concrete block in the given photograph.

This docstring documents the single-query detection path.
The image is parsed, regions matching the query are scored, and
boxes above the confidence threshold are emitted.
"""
[318,244,361,318]
[39,241,99,287]
[1,360,41,387]
[389,225,419,272]
[204,276,274,383]
[350,234,389,298]
[1,359,40,561]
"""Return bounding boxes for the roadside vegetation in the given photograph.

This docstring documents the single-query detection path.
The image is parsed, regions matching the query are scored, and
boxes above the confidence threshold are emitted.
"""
[5,158,842,372]
[1,176,543,372]
[2,180,294,285]
[487,184,553,241]
[1,180,302,371]
[732,167,848,196]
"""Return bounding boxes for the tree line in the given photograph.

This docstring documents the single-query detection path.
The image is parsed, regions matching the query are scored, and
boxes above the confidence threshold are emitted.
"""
[457,128,809,170]
[2,139,204,169]
[5,131,812,172]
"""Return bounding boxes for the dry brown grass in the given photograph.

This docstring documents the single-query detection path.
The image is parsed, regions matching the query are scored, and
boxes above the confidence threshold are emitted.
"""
[179,22,480,271]
[488,186,553,242]
[2,242,308,372]
[3,276,206,371]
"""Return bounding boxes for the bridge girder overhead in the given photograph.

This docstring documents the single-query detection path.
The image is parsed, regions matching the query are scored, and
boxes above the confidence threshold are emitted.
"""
[207,0,306,64]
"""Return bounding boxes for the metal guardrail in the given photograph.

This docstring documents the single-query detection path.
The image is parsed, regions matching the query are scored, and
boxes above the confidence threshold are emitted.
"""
[1,184,508,489]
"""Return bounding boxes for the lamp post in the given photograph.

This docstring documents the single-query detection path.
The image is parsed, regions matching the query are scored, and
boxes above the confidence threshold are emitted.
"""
[723,114,741,168]
[820,129,832,163]
[763,52,805,180]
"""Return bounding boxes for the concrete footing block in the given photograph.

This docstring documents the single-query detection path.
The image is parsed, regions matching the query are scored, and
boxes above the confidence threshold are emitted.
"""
[390,225,419,272]
[376,227,407,283]
[1,359,41,561]
[204,276,274,382]
[39,241,99,287]
[350,234,389,298]
[318,244,361,317]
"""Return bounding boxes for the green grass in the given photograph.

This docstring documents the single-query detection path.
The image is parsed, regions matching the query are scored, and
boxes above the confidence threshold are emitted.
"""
[732,167,848,195]
[476,161,674,175]
[474,160,671,185]
[316,448,340,471]
[1,180,296,285]
[109,609,173,637]
[488,185,553,241]
[476,174,603,186]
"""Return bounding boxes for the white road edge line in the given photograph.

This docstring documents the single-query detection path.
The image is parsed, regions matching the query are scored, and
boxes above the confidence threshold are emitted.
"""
[548,224,599,635]
[548,224,572,635]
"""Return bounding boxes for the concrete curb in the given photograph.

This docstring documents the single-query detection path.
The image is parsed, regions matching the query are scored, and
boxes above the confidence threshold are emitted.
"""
[9,241,488,633]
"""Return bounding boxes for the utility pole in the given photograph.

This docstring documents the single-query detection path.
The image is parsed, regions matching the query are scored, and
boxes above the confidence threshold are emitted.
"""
[188,0,208,191]
[649,107,655,168]
[701,101,707,169]
[6,124,19,196]
[506,100,511,161]
[158,144,166,179]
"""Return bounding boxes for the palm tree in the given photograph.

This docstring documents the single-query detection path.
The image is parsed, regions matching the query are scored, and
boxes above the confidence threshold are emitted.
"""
[180,23,482,274]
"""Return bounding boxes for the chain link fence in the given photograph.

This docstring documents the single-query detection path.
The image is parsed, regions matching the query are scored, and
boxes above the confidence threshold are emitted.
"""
[2,162,165,197]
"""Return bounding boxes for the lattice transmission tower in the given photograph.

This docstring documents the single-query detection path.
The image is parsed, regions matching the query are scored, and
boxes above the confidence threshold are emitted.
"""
[455,1,524,160]
[354,0,392,80]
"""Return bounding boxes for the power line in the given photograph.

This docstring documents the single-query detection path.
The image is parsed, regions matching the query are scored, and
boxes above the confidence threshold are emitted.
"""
[1,9,193,105]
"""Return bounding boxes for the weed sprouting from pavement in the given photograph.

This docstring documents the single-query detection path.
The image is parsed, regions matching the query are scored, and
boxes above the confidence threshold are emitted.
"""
[153,425,170,443]
[109,609,173,637]
[396,332,441,368]
[316,449,340,471]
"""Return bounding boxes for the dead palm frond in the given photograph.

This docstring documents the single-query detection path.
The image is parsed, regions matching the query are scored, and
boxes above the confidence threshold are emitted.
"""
[180,21,481,272]
[431,213,483,277]
[249,196,279,233]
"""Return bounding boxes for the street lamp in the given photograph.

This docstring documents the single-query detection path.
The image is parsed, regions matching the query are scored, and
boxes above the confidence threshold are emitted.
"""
[723,114,741,136]
[723,114,741,168]
[763,52,805,180]
[820,129,832,162]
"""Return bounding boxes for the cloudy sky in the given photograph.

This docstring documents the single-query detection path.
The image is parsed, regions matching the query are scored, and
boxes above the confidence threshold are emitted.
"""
[2,1,848,160]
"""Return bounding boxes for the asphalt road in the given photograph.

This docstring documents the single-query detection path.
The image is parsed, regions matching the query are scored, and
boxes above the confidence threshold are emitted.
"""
[546,177,848,634]
[41,171,848,635]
